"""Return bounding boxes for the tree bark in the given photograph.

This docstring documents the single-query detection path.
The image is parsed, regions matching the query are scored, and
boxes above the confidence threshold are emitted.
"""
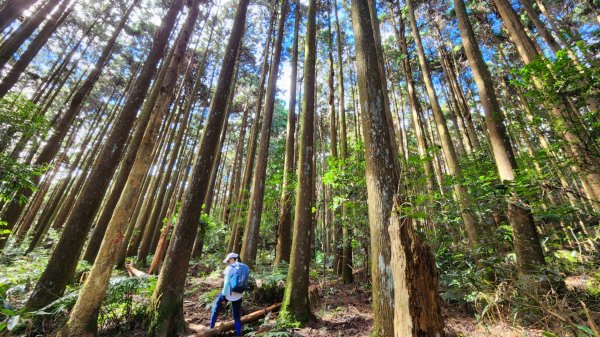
[0,0,39,32]
[279,0,315,325]
[228,2,277,253]
[24,0,186,310]
[240,0,288,267]
[406,0,482,246]
[349,1,400,334]
[453,0,546,273]
[146,1,249,335]
[275,0,300,267]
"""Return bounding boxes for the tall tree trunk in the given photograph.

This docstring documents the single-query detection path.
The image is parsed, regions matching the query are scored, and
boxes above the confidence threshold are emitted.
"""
[493,0,600,208]
[228,2,276,253]
[0,0,63,69]
[0,0,72,98]
[405,0,482,246]
[146,1,249,335]
[325,0,343,277]
[279,0,315,324]
[351,2,444,335]
[454,0,546,273]
[240,0,288,267]
[0,0,39,32]
[222,105,249,228]
[24,0,186,310]
[55,2,199,334]
[274,2,299,268]
[333,0,353,284]
[389,9,436,194]
[367,0,400,171]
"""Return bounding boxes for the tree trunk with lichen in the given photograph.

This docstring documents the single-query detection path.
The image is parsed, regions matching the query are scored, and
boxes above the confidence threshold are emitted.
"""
[350,0,398,334]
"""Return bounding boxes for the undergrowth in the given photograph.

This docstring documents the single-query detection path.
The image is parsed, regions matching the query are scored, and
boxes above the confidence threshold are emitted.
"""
[0,242,158,335]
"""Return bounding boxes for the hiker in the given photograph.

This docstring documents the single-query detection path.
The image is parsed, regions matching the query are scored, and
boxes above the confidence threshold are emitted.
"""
[210,252,249,336]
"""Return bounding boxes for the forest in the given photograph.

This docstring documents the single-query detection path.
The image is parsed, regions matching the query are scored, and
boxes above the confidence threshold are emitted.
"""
[0,0,599,336]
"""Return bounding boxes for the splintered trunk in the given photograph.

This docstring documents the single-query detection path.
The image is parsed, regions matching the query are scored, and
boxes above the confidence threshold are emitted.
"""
[146,1,249,335]
[454,0,545,274]
[24,0,185,311]
[279,0,315,325]
[351,2,445,335]
[275,0,300,267]
[405,0,482,246]
[389,199,444,337]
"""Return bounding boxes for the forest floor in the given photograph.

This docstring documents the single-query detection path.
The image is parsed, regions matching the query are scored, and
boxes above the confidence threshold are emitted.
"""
[177,267,546,337]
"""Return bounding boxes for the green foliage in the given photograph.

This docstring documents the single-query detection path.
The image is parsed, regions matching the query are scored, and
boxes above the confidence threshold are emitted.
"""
[252,263,288,304]
[0,94,48,236]
[0,94,47,140]
[321,140,369,268]
[197,288,221,310]
[511,44,599,173]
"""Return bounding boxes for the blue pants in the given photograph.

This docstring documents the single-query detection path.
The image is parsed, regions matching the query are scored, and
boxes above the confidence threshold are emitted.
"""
[210,292,242,336]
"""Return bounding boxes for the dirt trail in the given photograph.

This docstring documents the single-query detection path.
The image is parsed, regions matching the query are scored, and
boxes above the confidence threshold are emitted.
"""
[181,273,544,337]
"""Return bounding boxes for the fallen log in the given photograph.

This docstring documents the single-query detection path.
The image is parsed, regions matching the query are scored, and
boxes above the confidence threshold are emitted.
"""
[187,302,282,337]
[125,263,149,278]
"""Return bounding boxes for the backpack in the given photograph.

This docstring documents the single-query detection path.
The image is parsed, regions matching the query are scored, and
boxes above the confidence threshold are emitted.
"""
[229,262,250,293]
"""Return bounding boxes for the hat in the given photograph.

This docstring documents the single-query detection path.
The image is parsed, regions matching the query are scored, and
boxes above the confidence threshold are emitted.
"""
[223,252,239,263]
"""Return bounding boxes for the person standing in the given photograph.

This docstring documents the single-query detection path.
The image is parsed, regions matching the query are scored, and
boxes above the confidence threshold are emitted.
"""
[210,252,246,336]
